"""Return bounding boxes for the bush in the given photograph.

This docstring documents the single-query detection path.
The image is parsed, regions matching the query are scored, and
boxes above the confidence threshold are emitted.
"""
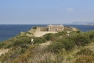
[75,48,94,63]
[33,26,37,29]
[43,33,54,41]
[76,48,94,56]
[5,44,14,48]
[88,31,94,40]
[34,37,46,44]
[75,55,94,63]
[48,41,64,53]
[48,38,75,53]
[0,42,5,48]
[69,33,90,46]
[19,48,26,54]
[62,39,75,50]
[13,36,30,46]
[55,31,67,36]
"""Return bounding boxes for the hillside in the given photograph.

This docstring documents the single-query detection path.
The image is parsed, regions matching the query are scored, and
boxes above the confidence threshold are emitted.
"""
[0,26,94,63]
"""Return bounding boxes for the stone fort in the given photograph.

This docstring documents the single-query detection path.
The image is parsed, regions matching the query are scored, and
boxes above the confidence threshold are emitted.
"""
[47,24,64,32]
[37,24,64,32]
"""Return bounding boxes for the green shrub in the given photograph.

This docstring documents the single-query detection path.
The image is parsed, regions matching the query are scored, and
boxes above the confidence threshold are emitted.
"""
[88,31,94,41]
[12,36,31,46]
[5,44,14,48]
[76,30,81,33]
[33,26,37,29]
[48,38,75,53]
[0,42,5,48]
[76,48,94,55]
[19,48,26,54]
[62,39,75,50]
[55,31,67,36]
[43,33,54,41]
[48,41,64,53]
[69,33,90,46]
[34,37,46,44]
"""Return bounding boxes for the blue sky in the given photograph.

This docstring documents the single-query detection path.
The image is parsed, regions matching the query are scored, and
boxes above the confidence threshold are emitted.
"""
[0,0,94,24]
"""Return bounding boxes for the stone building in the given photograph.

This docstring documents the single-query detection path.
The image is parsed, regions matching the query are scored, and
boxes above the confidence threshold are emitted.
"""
[47,24,64,32]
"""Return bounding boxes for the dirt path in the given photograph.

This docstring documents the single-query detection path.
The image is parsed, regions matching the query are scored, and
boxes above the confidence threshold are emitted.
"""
[30,41,53,62]
[39,41,51,49]
[34,29,57,37]
[0,49,9,56]
[33,41,52,53]
[34,31,57,37]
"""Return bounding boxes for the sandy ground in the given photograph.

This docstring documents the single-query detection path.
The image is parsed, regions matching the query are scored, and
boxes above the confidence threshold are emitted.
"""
[34,31,57,37]
[40,41,51,47]
[0,49,9,56]
[71,27,78,31]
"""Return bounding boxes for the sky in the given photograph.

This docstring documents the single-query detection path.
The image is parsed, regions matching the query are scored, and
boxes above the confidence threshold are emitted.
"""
[0,0,94,24]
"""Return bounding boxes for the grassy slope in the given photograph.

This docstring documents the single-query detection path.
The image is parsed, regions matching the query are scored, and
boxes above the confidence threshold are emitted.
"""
[0,27,94,63]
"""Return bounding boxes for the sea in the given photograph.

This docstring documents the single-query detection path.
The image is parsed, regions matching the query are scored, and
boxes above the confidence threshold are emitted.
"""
[0,24,94,42]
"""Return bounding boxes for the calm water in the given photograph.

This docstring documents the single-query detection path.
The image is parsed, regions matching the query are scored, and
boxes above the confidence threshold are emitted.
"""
[65,25,94,32]
[0,24,94,42]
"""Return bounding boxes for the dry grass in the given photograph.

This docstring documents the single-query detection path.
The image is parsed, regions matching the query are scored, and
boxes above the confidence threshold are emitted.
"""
[29,52,63,63]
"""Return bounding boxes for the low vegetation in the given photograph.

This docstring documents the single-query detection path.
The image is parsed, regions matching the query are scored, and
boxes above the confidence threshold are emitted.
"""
[0,28,94,63]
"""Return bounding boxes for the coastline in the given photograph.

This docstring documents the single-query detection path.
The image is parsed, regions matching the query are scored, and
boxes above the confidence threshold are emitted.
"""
[1,25,94,42]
